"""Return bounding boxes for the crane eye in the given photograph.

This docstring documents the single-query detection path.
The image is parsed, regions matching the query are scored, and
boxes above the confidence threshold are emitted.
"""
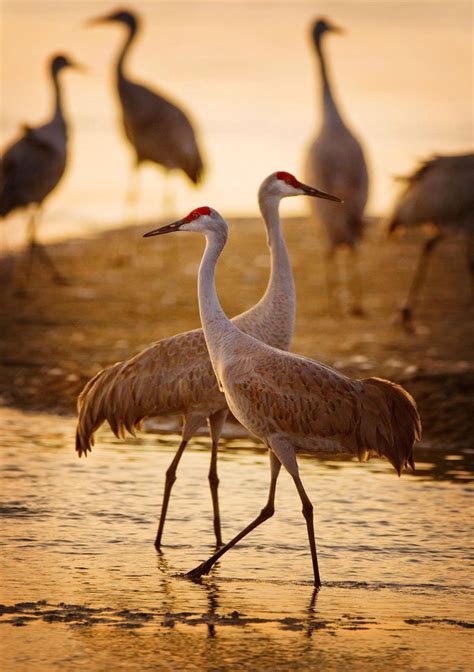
[193,212,200,219]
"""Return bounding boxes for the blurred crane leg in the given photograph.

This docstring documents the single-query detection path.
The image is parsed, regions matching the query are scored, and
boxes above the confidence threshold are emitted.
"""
[325,248,341,315]
[402,233,442,325]
[347,246,364,316]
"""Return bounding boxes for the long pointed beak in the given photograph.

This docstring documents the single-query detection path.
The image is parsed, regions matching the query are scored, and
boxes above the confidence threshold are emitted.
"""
[143,219,185,237]
[329,24,345,35]
[299,182,343,203]
[84,16,109,27]
[69,60,88,74]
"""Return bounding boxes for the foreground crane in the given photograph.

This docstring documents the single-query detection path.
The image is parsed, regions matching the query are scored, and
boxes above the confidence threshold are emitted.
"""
[88,8,205,216]
[76,171,340,549]
[144,206,421,587]
[0,54,80,286]
[305,17,369,315]
[388,153,474,328]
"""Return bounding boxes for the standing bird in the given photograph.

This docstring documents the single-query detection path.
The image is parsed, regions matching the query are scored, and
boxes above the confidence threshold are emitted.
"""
[388,153,474,328]
[305,17,369,315]
[0,54,80,285]
[76,172,338,550]
[144,207,421,587]
[88,8,205,216]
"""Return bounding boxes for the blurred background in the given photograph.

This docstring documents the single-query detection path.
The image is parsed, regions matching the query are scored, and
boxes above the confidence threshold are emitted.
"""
[1,0,472,247]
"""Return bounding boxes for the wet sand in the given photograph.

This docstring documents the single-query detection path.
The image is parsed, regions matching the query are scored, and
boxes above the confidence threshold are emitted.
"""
[0,215,473,446]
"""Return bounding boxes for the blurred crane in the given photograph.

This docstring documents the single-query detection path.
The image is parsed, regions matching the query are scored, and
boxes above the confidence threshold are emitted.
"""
[143,206,421,588]
[88,8,205,217]
[305,17,369,315]
[388,153,474,328]
[76,172,336,550]
[0,54,80,286]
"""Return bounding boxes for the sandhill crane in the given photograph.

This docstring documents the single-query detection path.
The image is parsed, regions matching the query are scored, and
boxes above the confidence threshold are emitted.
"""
[76,172,338,550]
[305,17,369,315]
[143,207,421,587]
[388,153,474,328]
[0,54,80,285]
[88,8,205,216]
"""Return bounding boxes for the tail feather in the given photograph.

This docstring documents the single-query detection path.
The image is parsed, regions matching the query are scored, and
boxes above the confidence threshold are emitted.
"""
[75,362,125,457]
[358,377,421,475]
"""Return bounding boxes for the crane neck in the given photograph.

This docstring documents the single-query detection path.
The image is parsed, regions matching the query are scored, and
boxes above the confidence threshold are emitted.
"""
[257,194,295,325]
[198,226,240,372]
[314,34,343,126]
[117,22,138,83]
[51,68,65,125]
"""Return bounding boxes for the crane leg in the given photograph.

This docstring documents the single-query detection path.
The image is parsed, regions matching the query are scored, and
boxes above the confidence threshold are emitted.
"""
[22,207,66,288]
[162,171,175,217]
[270,437,321,588]
[401,233,442,328]
[154,414,206,550]
[325,248,341,316]
[347,247,364,316]
[186,450,281,580]
[123,164,140,227]
[467,229,474,303]
[207,408,228,548]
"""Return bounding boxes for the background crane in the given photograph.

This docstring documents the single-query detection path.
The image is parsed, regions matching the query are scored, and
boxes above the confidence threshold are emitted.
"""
[0,54,80,287]
[388,153,474,328]
[305,17,369,316]
[88,8,205,219]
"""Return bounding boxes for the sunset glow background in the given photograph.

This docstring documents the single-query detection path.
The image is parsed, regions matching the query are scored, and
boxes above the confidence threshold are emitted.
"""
[1,0,472,243]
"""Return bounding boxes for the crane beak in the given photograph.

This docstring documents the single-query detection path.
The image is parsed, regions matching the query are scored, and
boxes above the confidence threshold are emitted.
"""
[68,60,88,74]
[329,23,345,35]
[143,219,185,237]
[84,16,110,27]
[299,182,343,203]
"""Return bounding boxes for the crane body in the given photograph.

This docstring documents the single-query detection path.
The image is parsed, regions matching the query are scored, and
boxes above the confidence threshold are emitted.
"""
[76,172,337,549]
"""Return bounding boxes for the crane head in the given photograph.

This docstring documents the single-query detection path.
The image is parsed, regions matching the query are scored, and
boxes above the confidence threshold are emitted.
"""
[143,207,227,238]
[260,172,343,203]
[86,8,138,31]
[311,17,345,44]
[50,54,85,75]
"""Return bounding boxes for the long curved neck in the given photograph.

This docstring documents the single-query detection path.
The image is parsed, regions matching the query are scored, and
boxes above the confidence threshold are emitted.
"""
[51,69,64,125]
[315,34,343,126]
[117,23,137,83]
[198,229,239,369]
[258,194,295,322]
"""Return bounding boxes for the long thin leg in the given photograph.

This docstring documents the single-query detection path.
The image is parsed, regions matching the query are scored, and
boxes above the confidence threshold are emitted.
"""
[162,170,175,217]
[325,248,341,316]
[154,414,205,550]
[19,207,66,288]
[402,233,442,327]
[123,164,140,227]
[270,437,321,588]
[347,246,364,316]
[154,439,188,550]
[186,450,281,580]
[208,408,228,547]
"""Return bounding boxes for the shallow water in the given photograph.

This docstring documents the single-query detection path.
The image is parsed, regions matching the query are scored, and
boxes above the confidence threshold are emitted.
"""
[1,407,473,670]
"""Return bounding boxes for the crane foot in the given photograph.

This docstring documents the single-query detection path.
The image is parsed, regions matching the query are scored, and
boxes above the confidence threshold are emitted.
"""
[186,561,212,581]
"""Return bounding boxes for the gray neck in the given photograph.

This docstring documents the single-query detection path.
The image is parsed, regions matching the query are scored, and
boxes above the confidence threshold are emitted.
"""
[198,228,239,371]
[257,194,295,325]
[117,24,137,83]
[315,34,343,126]
[51,69,64,125]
